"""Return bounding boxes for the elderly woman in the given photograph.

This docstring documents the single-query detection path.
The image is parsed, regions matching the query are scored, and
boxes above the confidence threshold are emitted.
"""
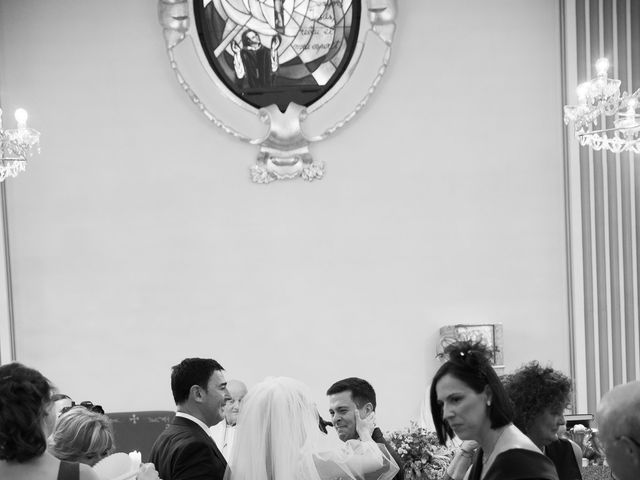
[430,341,558,480]
[0,362,99,480]
[502,362,582,480]
[49,407,116,467]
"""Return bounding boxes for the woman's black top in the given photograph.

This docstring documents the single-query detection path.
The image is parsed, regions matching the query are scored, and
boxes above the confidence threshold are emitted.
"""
[57,460,79,480]
[545,438,582,480]
[468,448,559,480]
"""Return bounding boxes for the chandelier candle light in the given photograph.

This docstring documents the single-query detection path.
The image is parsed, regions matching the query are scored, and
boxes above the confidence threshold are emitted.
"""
[564,57,640,154]
[0,107,40,181]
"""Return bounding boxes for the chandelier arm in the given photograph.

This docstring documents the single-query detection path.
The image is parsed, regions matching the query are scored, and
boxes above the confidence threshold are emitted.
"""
[578,124,640,135]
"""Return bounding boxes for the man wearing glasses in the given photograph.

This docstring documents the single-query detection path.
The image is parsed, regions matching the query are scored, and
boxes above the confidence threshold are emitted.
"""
[596,380,640,480]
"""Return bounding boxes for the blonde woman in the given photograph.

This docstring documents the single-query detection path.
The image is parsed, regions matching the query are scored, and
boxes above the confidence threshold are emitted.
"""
[49,407,115,467]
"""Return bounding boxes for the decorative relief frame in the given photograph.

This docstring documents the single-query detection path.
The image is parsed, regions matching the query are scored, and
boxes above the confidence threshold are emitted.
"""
[158,0,397,183]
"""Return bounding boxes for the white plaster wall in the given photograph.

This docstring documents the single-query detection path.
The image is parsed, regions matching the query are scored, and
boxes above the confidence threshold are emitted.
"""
[0,0,568,429]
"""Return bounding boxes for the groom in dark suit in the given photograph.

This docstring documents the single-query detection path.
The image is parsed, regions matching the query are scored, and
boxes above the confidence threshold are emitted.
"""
[150,358,230,480]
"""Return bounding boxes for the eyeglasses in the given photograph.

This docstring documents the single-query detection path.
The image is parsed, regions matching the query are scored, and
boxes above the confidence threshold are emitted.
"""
[59,401,104,416]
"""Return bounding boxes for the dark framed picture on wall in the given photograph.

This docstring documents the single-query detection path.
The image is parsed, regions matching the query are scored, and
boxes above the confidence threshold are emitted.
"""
[438,324,504,369]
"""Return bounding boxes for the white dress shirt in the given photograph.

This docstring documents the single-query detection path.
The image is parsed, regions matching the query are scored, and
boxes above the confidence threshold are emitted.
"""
[209,420,235,461]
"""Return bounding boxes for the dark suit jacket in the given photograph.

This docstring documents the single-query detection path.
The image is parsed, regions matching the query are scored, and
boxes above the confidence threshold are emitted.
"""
[372,427,404,480]
[149,416,227,480]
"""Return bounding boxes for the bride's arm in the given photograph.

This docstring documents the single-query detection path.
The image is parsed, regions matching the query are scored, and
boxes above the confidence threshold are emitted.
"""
[311,413,399,480]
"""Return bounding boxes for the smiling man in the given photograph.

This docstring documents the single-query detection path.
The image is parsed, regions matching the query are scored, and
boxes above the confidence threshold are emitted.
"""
[150,358,230,480]
[327,377,403,480]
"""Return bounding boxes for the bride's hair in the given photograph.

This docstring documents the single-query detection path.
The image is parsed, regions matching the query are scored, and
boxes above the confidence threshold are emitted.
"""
[227,377,321,480]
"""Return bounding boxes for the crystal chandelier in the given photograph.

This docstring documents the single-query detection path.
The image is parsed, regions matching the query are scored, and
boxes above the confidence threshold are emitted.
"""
[0,108,40,181]
[564,58,640,154]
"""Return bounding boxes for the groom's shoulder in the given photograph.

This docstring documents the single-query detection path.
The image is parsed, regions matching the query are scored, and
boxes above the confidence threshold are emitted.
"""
[371,427,386,444]
[371,427,404,469]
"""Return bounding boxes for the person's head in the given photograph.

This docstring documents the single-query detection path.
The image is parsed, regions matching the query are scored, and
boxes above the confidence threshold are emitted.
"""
[51,394,73,418]
[596,381,640,480]
[223,380,248,426]
[502,361,571,448]
[59,401,104,417]
[229,377,322,480]
[326,377,376,441]
[171,357,228,426]
[0,362,54,462]
[242,30,261,49]
[48,407,115,466]
[430,340,512,445]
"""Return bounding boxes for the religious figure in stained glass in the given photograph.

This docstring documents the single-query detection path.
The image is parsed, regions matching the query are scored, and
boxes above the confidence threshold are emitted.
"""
[231,30,280,88]
[195,0,360,111]
[159,0,397,182]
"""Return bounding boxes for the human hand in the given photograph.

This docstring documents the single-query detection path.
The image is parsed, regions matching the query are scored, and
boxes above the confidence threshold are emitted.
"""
[446,441,478,480]
[355,409,375,440]
[271,35,281,49]
[459,440,478,456]
[231,41,240,54]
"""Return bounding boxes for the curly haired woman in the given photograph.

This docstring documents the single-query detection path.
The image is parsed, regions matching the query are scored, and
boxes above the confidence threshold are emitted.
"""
[502,362,582,480]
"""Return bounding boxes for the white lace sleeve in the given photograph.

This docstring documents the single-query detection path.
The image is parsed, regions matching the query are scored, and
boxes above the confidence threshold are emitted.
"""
[300,436,399,480]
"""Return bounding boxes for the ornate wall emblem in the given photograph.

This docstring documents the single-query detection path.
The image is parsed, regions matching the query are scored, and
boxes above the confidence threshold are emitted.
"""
[158,0,397,183]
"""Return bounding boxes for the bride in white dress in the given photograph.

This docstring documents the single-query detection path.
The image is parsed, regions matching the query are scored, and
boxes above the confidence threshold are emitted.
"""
[226,377,399,480]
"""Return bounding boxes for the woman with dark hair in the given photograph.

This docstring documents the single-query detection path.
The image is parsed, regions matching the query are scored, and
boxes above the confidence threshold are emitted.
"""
[430,341,558,480]
[0,362,99,480]
[502,362,582,480]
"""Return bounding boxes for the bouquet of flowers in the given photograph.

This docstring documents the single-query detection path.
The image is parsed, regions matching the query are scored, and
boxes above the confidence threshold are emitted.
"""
[385,422,454,480]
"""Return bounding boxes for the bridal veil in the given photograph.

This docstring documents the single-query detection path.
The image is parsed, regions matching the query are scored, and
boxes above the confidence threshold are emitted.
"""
[225,377,399,480]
